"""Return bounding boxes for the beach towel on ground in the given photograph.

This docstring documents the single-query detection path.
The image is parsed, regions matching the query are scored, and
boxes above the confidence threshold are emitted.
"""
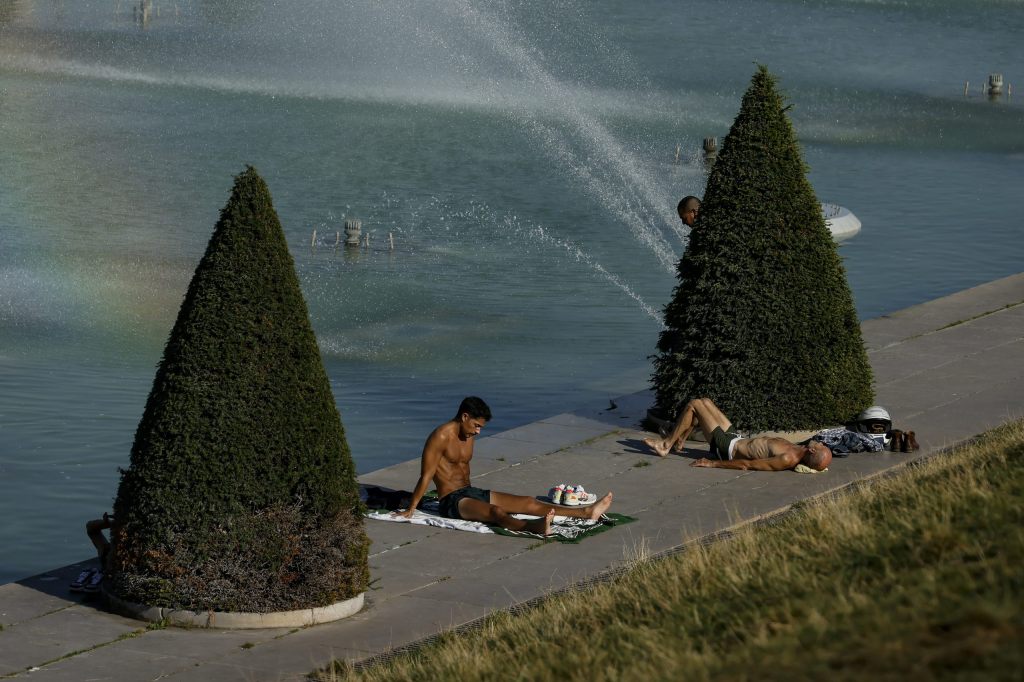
[366,498,635,543]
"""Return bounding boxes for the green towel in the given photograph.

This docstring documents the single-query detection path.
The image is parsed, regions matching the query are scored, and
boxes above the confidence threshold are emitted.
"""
[492,512,637,543]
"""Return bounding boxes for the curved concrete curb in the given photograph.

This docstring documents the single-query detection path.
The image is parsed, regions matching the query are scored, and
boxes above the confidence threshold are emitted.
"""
[102,587,364,629]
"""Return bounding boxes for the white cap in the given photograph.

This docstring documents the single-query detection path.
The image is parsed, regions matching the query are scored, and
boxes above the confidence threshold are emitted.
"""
[857,405,891,422]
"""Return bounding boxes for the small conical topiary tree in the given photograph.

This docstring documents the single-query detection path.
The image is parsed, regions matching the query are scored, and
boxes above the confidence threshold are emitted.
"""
[110,167,368,613]
[652,66,873,432]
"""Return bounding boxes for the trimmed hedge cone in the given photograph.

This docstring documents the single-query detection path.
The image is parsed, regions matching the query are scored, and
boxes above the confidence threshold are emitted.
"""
[652,66,873,432]
[110,167,369,613]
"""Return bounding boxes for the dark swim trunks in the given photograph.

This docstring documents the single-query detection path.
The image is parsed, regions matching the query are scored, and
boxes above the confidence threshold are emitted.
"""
[709,425,740,460]
[437,486,491,520]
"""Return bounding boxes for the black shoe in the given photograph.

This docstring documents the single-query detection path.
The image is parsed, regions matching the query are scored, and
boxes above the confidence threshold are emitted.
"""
[83,570,104,593]
[69,567,96,592]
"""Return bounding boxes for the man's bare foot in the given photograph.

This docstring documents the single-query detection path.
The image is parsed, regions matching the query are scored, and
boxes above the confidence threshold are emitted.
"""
[527,509,555,536]
[586,492,613,520]
[643,437,671,457]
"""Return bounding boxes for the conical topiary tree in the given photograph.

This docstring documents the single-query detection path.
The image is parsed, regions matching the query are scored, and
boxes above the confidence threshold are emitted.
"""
[110,166,368,612]
[652,66,873,432]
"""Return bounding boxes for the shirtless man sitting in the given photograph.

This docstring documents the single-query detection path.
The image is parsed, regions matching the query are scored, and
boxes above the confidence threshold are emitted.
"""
[397,397,614,535]
[643,397,832,471]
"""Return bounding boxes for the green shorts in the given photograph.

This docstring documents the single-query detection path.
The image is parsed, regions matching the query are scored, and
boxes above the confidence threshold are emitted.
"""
[709,426,739,460]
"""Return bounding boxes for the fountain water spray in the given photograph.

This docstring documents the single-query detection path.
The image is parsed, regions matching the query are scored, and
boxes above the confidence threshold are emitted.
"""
[498,213,665,326]
[420,1,689,274]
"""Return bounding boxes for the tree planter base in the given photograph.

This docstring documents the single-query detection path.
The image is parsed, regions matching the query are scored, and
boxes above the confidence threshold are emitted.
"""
[102,587,364,629]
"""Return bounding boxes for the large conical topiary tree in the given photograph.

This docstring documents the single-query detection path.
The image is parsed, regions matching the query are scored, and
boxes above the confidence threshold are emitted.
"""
[110,167,368,612]
[652,66,873,432]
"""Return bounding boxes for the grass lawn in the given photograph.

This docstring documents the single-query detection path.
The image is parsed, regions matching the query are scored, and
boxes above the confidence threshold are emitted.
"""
[323,419,1024,681]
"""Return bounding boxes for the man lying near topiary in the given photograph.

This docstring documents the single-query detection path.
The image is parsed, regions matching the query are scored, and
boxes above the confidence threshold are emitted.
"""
[643,397,833,472]
[395,396,614,535]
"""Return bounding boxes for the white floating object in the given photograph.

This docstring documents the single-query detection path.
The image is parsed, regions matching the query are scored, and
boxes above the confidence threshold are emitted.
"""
[821,202,861,241]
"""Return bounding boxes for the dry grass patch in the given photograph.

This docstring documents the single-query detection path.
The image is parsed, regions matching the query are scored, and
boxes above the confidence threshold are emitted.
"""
[322,420,1024,681]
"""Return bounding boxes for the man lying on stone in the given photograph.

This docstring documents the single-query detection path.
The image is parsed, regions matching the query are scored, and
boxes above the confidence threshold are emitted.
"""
[396,396,613,535]
[643,397,833,472]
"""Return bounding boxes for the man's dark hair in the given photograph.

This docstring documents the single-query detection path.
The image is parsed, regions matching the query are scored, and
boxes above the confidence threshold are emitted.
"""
[677,196,701,213]
[457,396,492,421]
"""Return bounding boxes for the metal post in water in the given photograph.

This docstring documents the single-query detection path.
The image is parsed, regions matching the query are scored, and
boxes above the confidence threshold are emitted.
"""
[334,231,340,247]
[311,229,317,248]
[389,232,395,250]
[964,81,969,96]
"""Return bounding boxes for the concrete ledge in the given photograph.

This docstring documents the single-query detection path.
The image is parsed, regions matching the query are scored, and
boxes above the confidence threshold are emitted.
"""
[102,588,364,629]
[4,276,1020,679]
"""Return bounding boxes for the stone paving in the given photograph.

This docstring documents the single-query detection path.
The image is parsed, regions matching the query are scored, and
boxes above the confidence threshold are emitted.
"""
[2,273,1022,681]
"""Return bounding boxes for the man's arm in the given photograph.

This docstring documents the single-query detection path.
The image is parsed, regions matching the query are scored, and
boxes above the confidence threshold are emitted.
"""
[396,430,446,518]
[690,451,801,471]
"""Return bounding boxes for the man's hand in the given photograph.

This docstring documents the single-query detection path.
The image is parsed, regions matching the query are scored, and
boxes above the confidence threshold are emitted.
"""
[690,458,716,468]
[393,508,416,519]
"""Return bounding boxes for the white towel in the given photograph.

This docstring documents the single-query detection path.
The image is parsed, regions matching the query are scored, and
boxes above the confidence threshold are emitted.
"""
[366,508,604,540]
[366,509,496,534]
